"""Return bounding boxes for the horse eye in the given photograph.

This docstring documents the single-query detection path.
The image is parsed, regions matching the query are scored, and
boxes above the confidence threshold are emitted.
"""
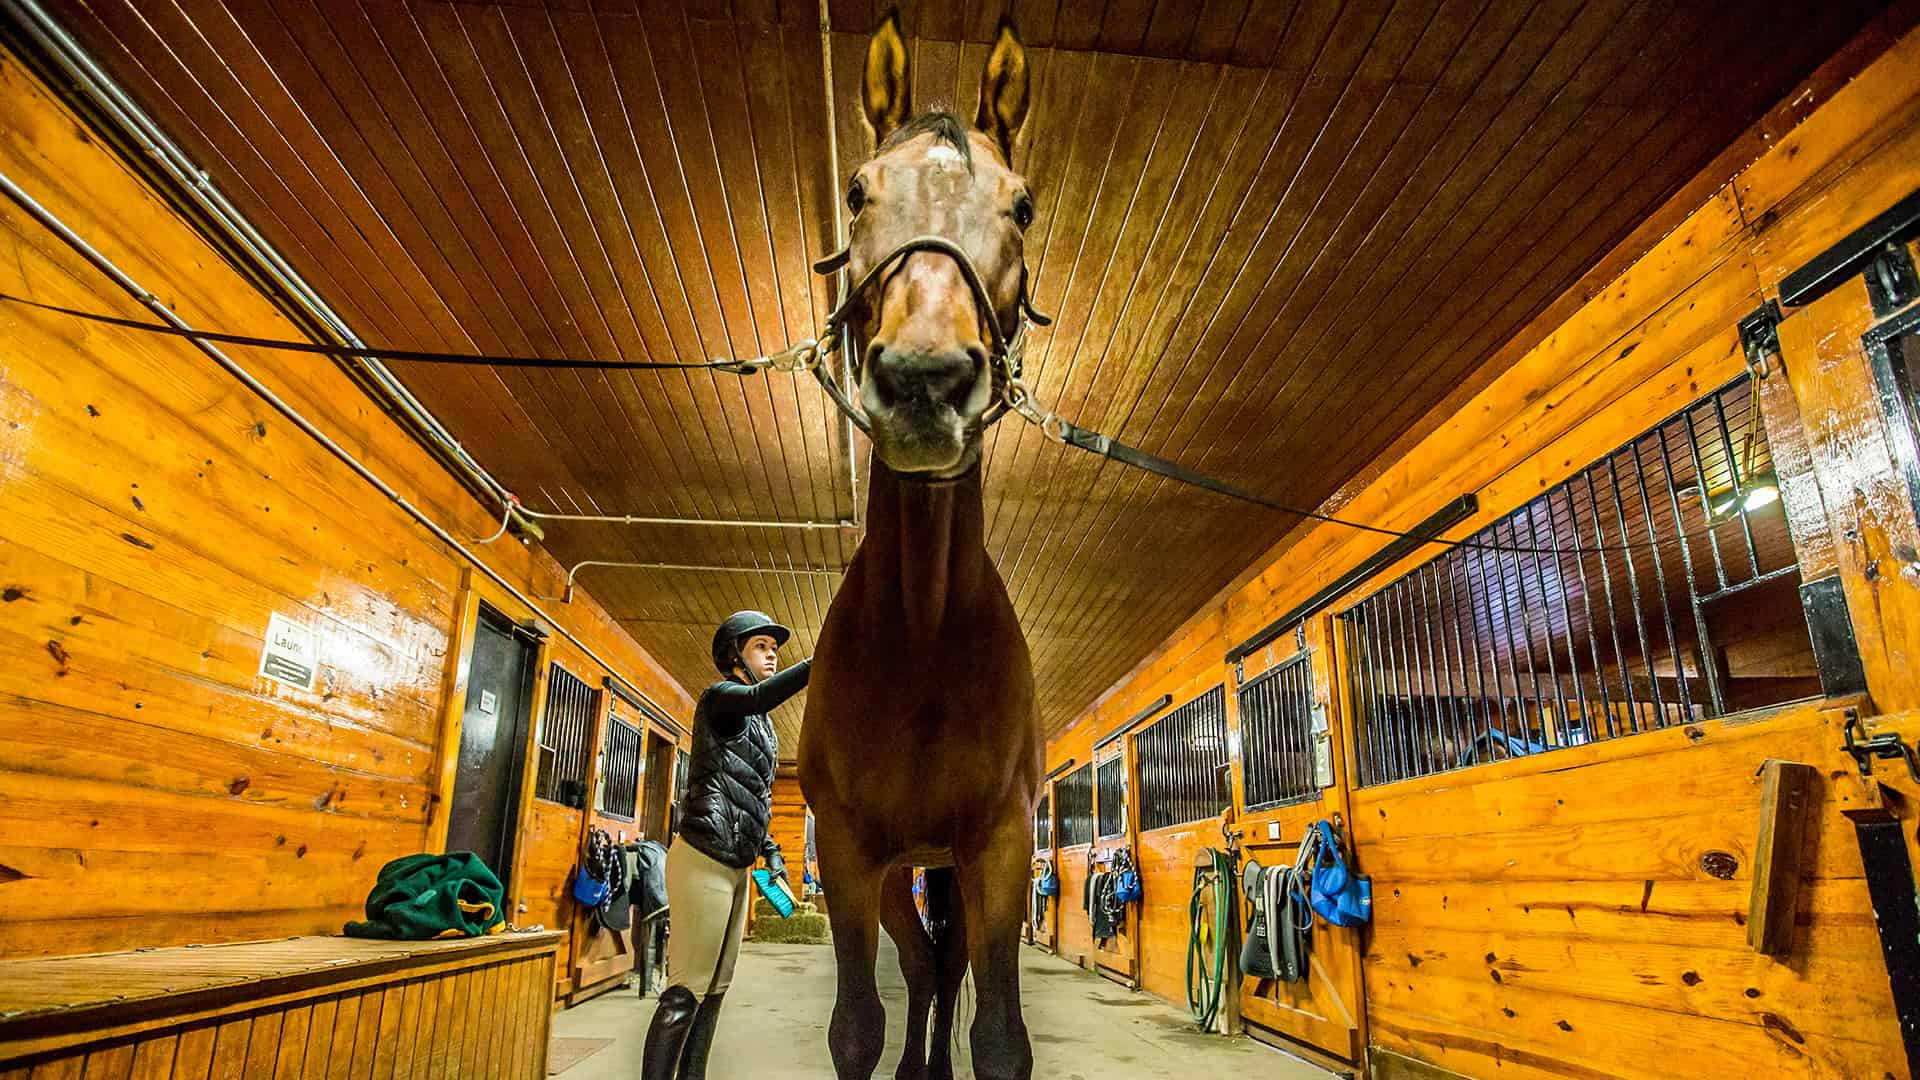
[847,181,866,215]
[1013,194,1034,230]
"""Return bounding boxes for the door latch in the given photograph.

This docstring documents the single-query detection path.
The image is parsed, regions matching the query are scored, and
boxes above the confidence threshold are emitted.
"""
[1843,710,1920,783]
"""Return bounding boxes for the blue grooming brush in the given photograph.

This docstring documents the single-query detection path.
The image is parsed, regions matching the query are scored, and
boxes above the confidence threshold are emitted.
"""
[752,869,796,918]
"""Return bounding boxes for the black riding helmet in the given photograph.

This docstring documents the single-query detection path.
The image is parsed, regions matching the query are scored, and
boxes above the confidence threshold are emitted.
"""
[710,610,792,677]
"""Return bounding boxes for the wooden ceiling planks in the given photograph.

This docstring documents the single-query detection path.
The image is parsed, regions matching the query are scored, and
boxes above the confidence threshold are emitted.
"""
[38,0,1889,748]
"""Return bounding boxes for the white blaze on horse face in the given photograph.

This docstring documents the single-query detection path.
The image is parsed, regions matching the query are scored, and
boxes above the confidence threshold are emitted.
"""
[923,142,965,167]
[851,126,1032,477]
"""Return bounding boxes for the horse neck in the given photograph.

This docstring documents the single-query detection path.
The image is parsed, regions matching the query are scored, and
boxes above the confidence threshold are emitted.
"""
[859,459,992,634]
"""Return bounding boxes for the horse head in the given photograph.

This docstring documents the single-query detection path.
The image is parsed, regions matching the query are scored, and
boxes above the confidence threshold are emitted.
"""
[834,11,1036,479]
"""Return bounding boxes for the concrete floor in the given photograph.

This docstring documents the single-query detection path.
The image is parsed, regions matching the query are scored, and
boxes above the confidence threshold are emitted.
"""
[550,938,1334,1078]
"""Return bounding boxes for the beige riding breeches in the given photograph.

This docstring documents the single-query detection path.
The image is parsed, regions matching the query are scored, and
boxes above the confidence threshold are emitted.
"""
[665,839,752,1000]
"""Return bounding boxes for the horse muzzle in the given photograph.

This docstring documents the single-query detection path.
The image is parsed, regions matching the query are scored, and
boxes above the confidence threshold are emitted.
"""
[860,345,992,474]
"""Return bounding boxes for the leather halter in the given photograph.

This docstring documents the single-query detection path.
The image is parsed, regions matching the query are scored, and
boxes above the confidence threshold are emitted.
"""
[809,234,1052,434]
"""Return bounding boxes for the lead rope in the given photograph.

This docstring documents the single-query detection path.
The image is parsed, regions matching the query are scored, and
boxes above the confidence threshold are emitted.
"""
[6,244,1738,557]
[1186,846,1233,1031]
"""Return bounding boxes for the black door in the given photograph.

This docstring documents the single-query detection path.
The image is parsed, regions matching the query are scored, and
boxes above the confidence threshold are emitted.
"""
[446,603,537,883]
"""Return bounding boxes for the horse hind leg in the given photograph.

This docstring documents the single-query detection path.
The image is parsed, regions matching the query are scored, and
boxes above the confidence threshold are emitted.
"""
[924,868,969,1080]
[876,867,937,1080]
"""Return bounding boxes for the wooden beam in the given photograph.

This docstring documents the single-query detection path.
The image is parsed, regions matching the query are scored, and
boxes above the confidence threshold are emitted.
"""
[1747,759,1816,956]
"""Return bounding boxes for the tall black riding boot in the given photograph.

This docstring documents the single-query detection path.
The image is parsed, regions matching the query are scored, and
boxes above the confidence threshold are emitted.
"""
[642,985,699,1080]
[676,991,725,1079]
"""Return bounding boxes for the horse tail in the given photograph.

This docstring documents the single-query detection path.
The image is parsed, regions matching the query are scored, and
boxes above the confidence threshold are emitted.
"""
[923,866,957,942]
[922,866,971,1068]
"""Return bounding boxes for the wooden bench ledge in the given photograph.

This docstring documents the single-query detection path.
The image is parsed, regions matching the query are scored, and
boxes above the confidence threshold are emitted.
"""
[0,931,565,1064]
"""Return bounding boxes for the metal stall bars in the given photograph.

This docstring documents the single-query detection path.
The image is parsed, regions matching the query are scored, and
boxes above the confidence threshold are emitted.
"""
[1136,686,1230,831]
[597,711,643,820]
[1339,374,1810,787]
[538,663,599,807]
[1056,764,1096,848]
[1097,751,1127,841]
[1238,651,1320,811]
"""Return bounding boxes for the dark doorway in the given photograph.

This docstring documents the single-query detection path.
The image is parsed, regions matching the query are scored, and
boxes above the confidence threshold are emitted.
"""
[447,603,538,885]
[643,731,675,841]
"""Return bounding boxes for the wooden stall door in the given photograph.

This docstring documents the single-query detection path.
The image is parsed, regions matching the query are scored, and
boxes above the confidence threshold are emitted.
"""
[446,603,538,882]
[1028,858,1059,951]
[1090,741,1140,987]
[1770,226,1920,1074]
[1231,615,1365,1066]
[643,731,675,841]
[1029,782,1058,952]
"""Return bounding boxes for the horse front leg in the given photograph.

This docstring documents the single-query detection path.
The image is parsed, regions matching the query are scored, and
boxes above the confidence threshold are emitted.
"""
[958,815,1035,1080]
[819,821,888,1080]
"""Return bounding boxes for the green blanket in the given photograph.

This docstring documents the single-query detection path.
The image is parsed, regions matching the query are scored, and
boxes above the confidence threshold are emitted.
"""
[344,853,507,940]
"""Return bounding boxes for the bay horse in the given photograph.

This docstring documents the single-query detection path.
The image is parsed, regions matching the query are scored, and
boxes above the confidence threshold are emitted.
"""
[797,12,1042,1080]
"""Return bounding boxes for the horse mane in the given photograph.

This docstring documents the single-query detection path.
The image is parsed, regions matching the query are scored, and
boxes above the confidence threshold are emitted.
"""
[878,111,974,172]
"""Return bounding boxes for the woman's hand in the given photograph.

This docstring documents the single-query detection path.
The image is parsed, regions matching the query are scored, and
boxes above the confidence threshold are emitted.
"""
[763,843,789,882]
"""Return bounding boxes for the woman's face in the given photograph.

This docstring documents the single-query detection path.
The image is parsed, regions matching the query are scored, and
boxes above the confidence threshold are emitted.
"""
[737,634,780,680]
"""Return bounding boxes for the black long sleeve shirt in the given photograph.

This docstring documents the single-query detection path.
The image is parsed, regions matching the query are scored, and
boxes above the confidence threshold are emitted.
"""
[676,659,811,868]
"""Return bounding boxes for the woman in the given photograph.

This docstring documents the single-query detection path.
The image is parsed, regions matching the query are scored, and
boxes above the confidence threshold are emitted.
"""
[643,610,810,1079]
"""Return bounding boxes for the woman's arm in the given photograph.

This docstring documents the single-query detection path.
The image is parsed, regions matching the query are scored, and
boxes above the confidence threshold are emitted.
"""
[705,658,812,738]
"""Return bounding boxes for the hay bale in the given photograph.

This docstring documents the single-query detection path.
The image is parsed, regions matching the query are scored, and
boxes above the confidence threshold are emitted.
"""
[750,910,831,945]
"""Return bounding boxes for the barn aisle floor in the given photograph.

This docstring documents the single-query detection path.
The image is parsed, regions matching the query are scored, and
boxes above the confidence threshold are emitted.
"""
[551,938,1335,1078]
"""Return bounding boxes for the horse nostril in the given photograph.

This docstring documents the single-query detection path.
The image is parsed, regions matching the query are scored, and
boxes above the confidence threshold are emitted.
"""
[965,345,988,375]
[865,341,885,374]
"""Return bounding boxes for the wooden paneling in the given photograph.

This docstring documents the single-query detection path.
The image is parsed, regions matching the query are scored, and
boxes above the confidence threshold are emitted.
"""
[515,800,582,998]
[0,936,558,1078]
[1356,705,1900,1077]
[31,0,1889,746]
[0,49,692,962]
[1044,17,1920,1076]
[768,767,809,868]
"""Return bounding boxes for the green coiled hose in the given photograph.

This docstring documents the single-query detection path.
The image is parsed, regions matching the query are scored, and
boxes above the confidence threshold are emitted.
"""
[1186,847,1233,1030]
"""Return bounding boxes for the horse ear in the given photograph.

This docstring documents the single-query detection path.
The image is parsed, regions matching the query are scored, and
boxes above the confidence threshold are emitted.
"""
[975,17,1029,159]
[863,8,912,144]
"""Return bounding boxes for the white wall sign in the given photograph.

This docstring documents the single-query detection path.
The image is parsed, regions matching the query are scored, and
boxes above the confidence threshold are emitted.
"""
[1314,732,1336,788]
[479,689,498,715]
[259,612,318,692]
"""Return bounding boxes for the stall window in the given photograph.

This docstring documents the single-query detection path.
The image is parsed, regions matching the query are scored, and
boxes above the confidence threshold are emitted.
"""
[1868,305,1920,519]
[1095,754,1127,840]
[1055,764,1094,848]
[1341,374,1817,786]
[1135,686,1229,831]
[596,712,642,820]
[669,747,691,839]
[536,664,597,807]
[1239,651,1319,810]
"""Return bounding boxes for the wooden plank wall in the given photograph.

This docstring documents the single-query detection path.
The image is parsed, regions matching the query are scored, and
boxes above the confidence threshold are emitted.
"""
[768,766,809,874]
[1042,13,1920,1077]
[1354,700,1897,1077]
[1045,609,1227,999]
[0,46,693,968]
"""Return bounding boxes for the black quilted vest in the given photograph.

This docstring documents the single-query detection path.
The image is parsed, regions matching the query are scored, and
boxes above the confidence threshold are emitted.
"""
[678,682,780,869]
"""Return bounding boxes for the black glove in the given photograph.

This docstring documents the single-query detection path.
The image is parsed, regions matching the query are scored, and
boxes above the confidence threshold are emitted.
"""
[762,840,788,882]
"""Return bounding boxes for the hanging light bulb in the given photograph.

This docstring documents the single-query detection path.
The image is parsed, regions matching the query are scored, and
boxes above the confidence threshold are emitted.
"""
[1743,477,1780,511]
[1702,425,1778,523]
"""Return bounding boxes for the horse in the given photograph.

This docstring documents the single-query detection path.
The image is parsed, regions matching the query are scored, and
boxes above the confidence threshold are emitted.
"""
[796,12,1043,1080]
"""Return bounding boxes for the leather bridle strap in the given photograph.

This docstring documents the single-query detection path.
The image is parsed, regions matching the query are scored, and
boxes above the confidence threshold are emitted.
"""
[809,234,1052,433]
